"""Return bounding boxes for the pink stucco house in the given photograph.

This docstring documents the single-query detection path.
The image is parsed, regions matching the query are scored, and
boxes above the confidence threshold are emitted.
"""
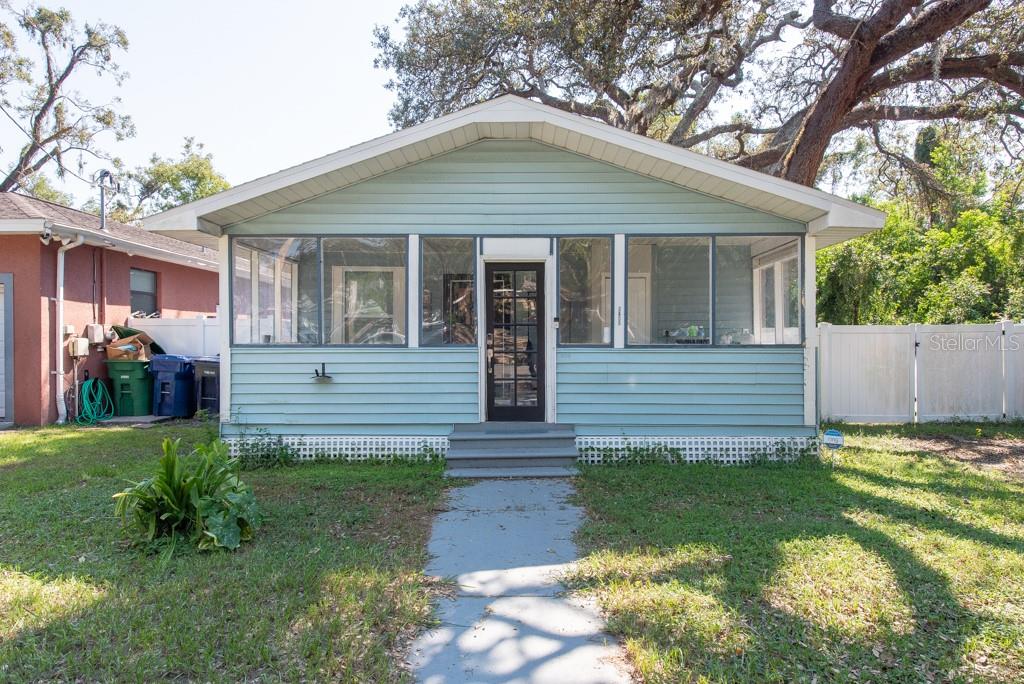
[0,192,219,426]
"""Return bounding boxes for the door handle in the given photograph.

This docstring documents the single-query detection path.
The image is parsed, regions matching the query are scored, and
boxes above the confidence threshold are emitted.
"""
[486,333,494,374]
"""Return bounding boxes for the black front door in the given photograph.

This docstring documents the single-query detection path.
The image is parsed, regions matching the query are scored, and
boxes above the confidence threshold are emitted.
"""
[485,263,545,421]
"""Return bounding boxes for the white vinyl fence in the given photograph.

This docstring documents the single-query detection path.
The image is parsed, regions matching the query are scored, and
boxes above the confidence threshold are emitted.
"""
[126,316,220,357]
[820,322,1024,423]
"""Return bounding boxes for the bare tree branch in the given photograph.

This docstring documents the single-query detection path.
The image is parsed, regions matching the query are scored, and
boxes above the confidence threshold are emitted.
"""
[871,0,994,69]
[811,0,861,38]
[844,99,1024,126]
[864,52,1024,96]
[676,121,781,147]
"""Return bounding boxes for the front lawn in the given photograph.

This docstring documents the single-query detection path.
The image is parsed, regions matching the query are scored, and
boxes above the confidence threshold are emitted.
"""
[0,424,445,682]
[569,424,1024,682]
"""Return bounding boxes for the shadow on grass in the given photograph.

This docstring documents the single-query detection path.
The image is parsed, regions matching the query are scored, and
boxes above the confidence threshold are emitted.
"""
[0,429,446,682]
[570,450,1024,682]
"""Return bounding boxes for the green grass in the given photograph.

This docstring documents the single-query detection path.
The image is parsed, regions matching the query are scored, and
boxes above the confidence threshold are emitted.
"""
[830,420,1024,440]
[568,424,1024,683]
[0,424,445,682]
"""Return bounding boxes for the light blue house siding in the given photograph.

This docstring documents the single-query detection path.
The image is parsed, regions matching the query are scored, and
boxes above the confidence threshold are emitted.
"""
[225,348,478,437]
[224,140,811,440]
[557,349,811,437]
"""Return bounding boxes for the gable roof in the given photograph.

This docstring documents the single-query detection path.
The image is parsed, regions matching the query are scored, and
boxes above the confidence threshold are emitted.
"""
[0,192,217,270]
[143,95,885,248]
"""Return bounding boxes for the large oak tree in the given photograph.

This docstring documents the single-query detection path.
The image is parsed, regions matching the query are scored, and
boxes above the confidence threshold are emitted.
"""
[374,0,1023,186]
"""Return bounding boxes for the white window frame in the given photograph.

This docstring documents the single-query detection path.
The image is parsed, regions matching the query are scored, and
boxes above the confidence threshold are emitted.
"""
[232,243,301,345]
[329,265,407,345]
[752,245,800,345]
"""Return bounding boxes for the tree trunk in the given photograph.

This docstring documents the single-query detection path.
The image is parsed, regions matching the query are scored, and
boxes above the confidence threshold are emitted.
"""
[780,43,878,185]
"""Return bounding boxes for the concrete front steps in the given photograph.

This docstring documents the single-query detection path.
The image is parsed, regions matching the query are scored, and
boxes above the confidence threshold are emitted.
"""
[445,423,579,478]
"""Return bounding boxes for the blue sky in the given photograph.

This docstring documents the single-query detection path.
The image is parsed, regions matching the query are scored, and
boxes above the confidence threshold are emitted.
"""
[0,0,410,205]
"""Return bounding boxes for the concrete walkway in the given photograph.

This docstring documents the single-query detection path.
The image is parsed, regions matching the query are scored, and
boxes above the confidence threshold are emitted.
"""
[409,479,631,684]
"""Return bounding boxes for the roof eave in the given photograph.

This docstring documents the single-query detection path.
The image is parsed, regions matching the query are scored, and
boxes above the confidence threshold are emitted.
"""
[141,95,886,234]
[0,219,218,271]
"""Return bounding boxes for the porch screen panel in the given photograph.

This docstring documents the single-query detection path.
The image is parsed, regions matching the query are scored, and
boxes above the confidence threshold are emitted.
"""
[421,237,476,345]
[714,236,800,345]
[323,237,408,345]
[627,237,710,345]
[232,238,319,344]
[558,237,612,345]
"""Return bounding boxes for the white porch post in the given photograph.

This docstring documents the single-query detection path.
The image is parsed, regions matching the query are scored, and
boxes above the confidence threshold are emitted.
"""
[408,234,420,348]
[218,235,231,425]
[613,233,626,348]
[803,234,817,427]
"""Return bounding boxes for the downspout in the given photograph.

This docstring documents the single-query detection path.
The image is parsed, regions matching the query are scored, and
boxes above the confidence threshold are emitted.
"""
[53,228,85,424]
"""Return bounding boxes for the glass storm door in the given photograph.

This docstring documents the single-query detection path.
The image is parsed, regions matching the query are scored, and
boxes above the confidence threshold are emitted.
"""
[485,263,545,421]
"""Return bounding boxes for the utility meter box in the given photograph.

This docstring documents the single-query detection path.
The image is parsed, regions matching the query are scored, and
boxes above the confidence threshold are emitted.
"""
[69,337,91,357]
[85,323,105,344]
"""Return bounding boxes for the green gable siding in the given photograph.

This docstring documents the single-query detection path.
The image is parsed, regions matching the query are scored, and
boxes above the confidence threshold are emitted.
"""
[228,140,803,237]
[557,348,812,437]
[225,348,478,436]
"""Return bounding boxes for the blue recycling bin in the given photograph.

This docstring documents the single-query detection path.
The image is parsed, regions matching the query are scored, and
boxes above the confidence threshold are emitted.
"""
[191,356,220,416]
[149,354,196,418]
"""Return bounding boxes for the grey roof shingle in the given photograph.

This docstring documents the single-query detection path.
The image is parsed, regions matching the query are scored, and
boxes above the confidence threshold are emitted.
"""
[0,192,217,263]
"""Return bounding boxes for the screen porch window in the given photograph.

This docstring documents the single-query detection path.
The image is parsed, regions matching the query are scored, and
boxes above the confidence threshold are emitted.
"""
[231,238,319,344]
[715,236,801,345]
[129,268,157,316]
[323,237,407,345]
[421,237,476,345]
[627,237,711,345]
[558,237,612,345]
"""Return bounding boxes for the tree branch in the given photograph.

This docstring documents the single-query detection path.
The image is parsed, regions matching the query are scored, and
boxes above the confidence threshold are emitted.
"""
[668,7,804,144]
[843,99,1024,126]
[811,0,861,39]
[675,121,780,148]
[870,0,993,70]
[734,144,787,171]
[864,52,1024,96]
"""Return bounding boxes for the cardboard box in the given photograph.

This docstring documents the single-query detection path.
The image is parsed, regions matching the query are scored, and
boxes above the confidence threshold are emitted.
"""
[105,332,154,361]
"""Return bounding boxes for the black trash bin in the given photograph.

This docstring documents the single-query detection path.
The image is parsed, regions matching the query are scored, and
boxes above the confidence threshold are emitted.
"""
[192,356,220,416]
[149,354,196,418]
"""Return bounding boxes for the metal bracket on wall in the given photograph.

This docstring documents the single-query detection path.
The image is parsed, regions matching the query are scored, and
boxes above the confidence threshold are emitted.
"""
[311,363,332,381]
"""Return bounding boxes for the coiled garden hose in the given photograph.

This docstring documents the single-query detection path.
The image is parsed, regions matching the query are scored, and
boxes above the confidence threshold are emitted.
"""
[77,377,115,425]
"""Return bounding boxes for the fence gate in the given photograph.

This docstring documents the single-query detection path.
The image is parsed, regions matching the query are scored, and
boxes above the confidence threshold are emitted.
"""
[819,322,1023,423]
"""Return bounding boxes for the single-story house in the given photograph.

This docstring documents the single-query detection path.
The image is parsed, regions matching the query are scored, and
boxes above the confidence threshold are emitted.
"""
[144,95,884,463]
[0,193,219,426]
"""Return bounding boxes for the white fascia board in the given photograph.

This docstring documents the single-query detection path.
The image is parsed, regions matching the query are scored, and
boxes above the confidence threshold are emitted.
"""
[806,202,888,235]
[0,220,217,271]
[142,94,885,233]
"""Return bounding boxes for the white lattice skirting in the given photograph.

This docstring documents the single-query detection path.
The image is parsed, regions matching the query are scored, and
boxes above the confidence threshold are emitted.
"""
[224,434,818,464]
[225,435,449,461]
[575,436,819,465]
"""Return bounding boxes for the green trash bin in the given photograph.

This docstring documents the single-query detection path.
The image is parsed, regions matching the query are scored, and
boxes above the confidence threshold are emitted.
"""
[105,360,153,416]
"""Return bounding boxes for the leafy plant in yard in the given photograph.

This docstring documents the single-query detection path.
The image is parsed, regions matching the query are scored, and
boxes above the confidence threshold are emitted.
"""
[233,429,299,469]
[113,438,262,551]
